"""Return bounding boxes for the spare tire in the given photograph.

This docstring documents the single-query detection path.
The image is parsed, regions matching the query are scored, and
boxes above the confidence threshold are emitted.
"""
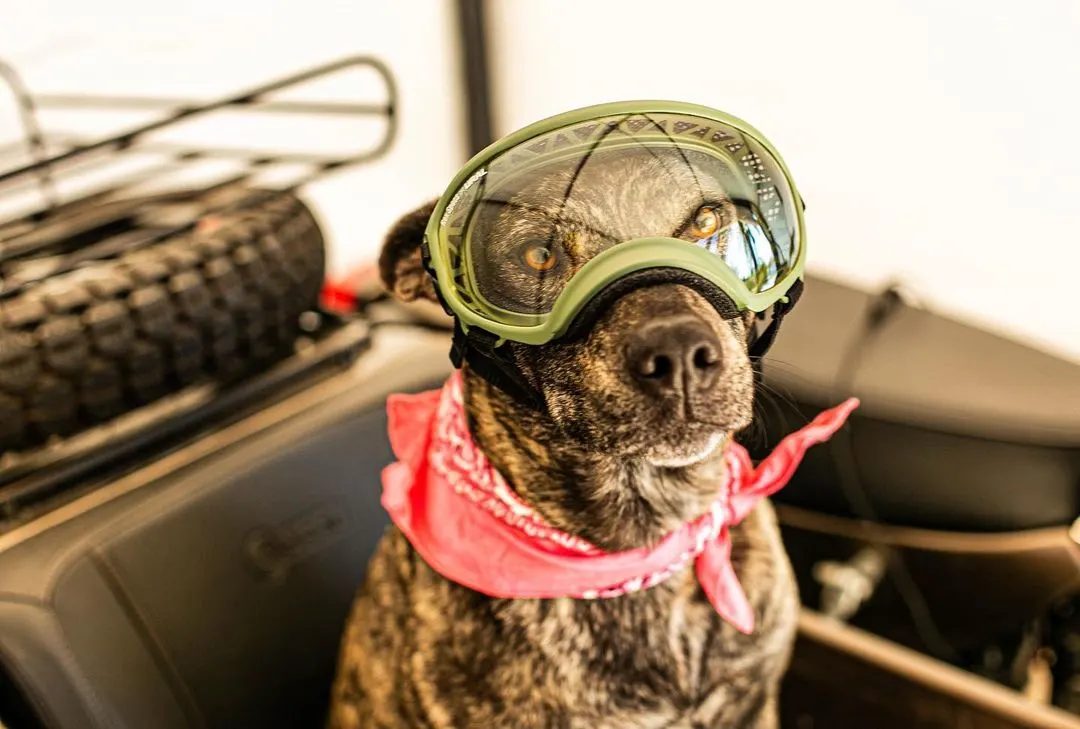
[0,190,326,454]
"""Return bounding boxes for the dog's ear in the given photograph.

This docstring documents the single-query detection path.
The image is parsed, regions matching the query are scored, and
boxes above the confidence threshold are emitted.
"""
[378,199,439,303]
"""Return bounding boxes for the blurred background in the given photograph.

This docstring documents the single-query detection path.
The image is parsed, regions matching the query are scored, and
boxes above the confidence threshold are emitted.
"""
[2,0,1077,361]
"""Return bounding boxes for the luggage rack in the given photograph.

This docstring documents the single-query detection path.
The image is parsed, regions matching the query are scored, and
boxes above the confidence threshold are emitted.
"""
[0,55,399,524]
[0,54,398,296]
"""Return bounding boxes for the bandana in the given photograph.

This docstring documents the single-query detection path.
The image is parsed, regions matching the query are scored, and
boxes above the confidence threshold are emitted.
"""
[381,372,858,634]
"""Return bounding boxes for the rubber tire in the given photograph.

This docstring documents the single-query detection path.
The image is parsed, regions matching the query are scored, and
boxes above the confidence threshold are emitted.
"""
[0,190,326,454]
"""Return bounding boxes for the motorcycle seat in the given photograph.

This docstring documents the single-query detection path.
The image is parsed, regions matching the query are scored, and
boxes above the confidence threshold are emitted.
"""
[755,275,1080,533]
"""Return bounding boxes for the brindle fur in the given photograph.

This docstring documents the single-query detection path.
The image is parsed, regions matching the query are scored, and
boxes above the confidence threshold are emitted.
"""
[329,153,800,728]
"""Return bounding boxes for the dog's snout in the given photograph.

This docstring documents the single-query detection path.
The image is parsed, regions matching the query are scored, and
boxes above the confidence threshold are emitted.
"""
[625,317,722,398]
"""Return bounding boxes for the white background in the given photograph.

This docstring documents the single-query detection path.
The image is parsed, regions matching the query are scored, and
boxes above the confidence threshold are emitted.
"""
[487,0,1080,363]
[1,0,1078,362]
[0,0,468,274]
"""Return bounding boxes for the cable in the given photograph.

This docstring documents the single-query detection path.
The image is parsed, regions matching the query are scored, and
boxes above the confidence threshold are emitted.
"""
[828,279,961,663]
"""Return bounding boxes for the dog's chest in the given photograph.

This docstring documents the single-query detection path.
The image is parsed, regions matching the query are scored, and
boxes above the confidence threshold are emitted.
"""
[509,574,767,725]
[665,589,718,694]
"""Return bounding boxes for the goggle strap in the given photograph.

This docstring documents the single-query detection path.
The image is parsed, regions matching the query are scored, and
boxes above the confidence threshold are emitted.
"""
[560,267,743,344]
[450,323,547,412]
[446,278,803,413]
[749,277,804,360]
[421,237,459,319]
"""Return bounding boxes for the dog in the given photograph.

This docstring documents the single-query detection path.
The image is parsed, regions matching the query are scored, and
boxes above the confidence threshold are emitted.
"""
[327,148,800,728]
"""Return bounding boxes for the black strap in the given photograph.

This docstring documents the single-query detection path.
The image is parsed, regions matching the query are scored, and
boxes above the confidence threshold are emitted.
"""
[560,267,740,343]
[450,322,547,411]
[749,277,804,359]
[449,278,804,411]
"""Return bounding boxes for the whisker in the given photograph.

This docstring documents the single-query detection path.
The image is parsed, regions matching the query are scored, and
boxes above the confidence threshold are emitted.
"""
[745,371,810,452]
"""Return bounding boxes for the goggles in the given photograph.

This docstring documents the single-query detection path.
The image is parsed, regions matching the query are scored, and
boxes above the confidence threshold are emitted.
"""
[422,100,806,347]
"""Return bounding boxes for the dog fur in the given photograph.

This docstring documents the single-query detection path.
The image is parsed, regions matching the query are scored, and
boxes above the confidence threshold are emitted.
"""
[328,149,800,728]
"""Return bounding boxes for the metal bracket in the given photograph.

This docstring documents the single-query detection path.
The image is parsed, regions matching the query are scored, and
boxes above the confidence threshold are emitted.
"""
[813,545,888,622]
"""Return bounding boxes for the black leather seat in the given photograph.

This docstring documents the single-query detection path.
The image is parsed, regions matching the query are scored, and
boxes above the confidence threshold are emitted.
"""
[0,325,453,729]
[757,275,1080,532]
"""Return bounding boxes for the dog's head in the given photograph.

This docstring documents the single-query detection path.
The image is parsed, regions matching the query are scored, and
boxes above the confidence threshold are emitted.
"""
[384,153,755,457]
[381,152,759,546]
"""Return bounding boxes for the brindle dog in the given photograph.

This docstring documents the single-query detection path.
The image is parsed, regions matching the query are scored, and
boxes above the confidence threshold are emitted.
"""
[327,151,800,728]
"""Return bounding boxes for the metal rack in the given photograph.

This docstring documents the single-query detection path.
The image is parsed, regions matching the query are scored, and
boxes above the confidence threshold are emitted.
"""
[0,54,399,522]
[0,54,398,296]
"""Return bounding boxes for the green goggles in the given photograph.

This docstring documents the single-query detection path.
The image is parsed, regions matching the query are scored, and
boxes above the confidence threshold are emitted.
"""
[423,100,806,346]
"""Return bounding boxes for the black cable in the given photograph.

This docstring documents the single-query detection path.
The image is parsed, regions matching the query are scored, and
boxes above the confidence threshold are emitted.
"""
[829,280,961,663]
[454,0,495,157]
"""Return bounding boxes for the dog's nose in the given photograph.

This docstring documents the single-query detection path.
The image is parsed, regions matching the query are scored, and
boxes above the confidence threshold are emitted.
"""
[625,317,723,398]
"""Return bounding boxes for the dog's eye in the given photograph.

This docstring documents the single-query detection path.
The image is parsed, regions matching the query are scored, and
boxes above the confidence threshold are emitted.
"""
[521,240,559,272]
[689,206,721,238]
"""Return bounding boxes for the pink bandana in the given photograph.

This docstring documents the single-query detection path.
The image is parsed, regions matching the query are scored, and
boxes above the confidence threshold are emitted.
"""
[381,371,859,635]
